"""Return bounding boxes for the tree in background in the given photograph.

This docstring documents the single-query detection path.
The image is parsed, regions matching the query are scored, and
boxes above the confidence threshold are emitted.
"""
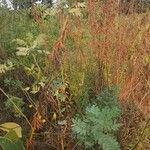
[0,0,9,7]
[0,0,53,10]
[42,0,53,6]
[67,0,85,7]
[12,0,33,9]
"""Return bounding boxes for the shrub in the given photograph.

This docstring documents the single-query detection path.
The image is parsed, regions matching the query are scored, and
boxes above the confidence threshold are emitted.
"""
[72,87,121,150]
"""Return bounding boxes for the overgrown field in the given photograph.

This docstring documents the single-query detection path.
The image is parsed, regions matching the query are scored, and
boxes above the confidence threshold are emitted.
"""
[0,1,150,150]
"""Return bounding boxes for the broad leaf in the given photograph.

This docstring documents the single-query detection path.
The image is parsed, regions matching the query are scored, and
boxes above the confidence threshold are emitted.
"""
[0,136,25,150]
[0,122,22,138]
[0,137,17,150]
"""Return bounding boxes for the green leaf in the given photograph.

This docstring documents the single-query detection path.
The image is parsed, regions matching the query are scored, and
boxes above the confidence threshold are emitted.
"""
[0,136,17,150]
[5,131,26,150]
[0,136,25,150]
[72,87,121,149]
[14,140,26,150]
[99,134,121,150]
[5,130,19,141]
[0,124,25,150]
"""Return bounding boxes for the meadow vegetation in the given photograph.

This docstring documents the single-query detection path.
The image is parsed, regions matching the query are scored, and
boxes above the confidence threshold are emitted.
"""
[0,0,149,150]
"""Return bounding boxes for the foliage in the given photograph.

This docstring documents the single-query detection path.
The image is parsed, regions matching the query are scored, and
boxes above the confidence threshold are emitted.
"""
[0,0,53,10]
[0,122,25,150]
[0,1,150,150]
[0,61,14,74]
[4,95,25,117]
[4,78,23,89]
[72,87,121,150]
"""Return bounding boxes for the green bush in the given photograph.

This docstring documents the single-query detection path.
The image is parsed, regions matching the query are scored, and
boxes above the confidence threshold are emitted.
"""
[72,87,121,150]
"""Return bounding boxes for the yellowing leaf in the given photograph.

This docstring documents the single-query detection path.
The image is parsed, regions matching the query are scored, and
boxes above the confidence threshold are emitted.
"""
[143,55,150,65]
[77,2,86,8]
[0,64,7,74]
[42,119,46,123]
[52,113,57,120]
[34,34,47,46]
[28,104,33,108]
[0,61,14,74]
[0,122,22,138]
[31,85,40,94]
[23,87,30,91]
[16,47,29,56]
[69,8,81,16]
[12,39,27,46]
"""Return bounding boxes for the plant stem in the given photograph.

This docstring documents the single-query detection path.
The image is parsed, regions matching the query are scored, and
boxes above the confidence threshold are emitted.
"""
[129,118,150,150]
[0,87,32,129]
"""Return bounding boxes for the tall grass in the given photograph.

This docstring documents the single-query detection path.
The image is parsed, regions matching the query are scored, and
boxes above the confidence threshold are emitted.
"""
[0,0,149,149]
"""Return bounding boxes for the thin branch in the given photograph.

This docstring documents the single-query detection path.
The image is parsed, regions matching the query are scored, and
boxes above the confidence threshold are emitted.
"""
[0,87,32,129]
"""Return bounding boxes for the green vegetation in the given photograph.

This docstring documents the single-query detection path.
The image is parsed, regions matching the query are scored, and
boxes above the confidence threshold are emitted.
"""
[0,1,149,150]
[72,87,121,150]
[0,122,25,150]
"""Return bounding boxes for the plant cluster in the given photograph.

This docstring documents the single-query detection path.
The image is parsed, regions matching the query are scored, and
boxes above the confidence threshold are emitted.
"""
[72,87,121,150]
[0,0,149,150]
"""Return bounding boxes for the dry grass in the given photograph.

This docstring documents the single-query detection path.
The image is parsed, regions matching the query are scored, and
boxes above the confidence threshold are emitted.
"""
[48,1,150,149]
[2,1,149,149]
